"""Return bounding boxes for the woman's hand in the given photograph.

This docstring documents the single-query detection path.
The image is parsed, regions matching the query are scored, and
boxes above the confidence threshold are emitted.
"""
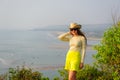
[80,63,84,69]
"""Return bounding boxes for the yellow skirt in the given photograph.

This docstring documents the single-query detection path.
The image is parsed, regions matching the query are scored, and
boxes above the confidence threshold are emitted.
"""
[64,50,81,71]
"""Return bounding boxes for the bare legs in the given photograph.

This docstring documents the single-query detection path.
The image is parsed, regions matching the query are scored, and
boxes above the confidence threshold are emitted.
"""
[68,71,77,80]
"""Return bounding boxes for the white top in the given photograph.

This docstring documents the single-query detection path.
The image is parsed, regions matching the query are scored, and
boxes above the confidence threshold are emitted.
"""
[58,32,86,63]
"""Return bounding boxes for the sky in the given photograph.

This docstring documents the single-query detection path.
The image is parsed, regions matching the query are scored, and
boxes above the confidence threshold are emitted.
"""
[0,0,120,30]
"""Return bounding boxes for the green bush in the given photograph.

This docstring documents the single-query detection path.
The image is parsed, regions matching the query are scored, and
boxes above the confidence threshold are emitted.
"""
[58,69,68,80]
[57,65,103,80]
[8,66,50,80]
[9,67,42,80]
[0,74,8,80]
[76,64,103,80]
[93,21,120,80]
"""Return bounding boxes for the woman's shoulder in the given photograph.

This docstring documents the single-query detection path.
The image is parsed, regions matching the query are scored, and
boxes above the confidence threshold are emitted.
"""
[78,35,84,38]
[77,35,85,40]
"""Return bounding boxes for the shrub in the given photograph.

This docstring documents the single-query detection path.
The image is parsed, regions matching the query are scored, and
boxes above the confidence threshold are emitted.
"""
[58,69,68,80]
[57,65,103,80]
[77,64,103,80]
[0,74,8,80]
[8,66,50,80]
[93,21,120,80]
[9,66,42,80]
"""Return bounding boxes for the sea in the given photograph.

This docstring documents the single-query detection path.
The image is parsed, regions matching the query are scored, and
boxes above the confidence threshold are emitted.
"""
[0,24,111,79]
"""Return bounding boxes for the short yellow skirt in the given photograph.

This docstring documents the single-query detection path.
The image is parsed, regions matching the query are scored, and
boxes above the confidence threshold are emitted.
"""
[64,50,81,71]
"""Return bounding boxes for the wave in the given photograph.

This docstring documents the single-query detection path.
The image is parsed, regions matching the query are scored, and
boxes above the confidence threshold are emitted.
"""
[22,64,64,71]
[0,58,8,66]
[87,37,102,41]
[0,57,18,67]
[35,65,63,70]
[47,31,65,39]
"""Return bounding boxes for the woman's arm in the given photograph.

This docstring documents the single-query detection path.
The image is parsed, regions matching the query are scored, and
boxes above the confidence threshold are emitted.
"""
[58,32,71,41]
[81,36,87,63]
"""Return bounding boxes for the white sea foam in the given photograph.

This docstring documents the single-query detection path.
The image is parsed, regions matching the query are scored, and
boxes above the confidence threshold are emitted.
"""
[0,58,8,65]
[87,37,102,41]
[48,31,64,36]
[0,57,18,67]
[47,31,65,40]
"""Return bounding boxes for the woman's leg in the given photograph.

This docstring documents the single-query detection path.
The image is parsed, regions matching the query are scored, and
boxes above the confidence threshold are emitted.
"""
[68,70,77,80]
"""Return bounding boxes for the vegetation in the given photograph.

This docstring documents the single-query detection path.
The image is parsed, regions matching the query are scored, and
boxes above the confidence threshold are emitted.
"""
[0,66,50,80]
[56,64,103,80]
[93,21,120,80]
[0,21,120,80]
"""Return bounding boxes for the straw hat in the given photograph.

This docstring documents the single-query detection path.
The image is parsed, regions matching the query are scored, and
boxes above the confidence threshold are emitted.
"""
[69,23,81,29]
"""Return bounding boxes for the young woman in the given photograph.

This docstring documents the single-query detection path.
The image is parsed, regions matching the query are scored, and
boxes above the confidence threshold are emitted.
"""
[58,23,87,80]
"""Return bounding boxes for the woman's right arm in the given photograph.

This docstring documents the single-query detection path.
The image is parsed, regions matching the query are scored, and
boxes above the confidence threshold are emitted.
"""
[58,32,70,41]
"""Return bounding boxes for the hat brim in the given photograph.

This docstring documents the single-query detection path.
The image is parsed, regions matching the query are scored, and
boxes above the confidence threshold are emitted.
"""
[69,25,81,29]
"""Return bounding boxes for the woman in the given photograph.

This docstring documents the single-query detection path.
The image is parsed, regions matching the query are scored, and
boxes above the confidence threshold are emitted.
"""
[58,23,87,80]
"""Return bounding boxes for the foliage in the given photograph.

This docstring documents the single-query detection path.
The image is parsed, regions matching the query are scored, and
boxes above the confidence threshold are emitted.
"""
[57,65,103,80]
[53,77,60,80]
[0,74,8,80]
[8,66,49,80]
[93,21,120,80]
[76,64,103,80]
[58,69,68,80]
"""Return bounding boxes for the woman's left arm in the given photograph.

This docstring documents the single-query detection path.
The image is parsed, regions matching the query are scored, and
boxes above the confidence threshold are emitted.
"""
[81,36,87,64]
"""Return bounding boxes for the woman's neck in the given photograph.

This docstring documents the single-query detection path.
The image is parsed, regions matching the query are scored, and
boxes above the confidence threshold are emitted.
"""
[73,34,79,37]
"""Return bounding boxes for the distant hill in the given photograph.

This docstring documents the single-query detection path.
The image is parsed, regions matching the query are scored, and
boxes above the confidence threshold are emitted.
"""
[31,25,67,31]
[82,24,112,38]
[31,24,112,38]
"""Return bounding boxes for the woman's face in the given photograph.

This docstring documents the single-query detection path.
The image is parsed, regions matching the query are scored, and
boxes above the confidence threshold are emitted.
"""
[70,28,78,36]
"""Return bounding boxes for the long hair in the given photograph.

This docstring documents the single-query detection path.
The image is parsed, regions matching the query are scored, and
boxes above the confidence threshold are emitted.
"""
[77,29,87,44]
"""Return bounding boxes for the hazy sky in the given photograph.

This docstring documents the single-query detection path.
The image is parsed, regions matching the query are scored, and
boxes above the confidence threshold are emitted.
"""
[0,0,120,30]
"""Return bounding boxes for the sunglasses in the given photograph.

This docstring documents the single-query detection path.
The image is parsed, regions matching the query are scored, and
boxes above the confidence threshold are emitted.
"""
[70,28,78,31]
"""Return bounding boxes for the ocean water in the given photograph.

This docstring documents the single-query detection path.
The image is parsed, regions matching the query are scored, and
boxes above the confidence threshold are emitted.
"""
[0,24,111,79]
